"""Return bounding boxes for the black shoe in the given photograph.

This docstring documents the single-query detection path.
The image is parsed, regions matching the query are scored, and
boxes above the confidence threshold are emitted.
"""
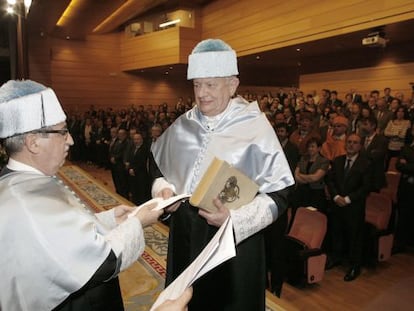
[325,257,340,270]
[344,266,361,282]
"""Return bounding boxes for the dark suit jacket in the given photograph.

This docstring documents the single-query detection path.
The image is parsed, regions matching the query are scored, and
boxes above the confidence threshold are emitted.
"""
[362,133,388,191]
[127,143,150,178]
[326,153,372,212]
[283,141,300,174]
[374,109,394,134]
[352,94,363,104]
[109,138,128,168]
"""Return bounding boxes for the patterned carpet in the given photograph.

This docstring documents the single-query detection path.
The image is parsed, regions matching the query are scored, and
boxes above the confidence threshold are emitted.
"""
[58,165,290,311]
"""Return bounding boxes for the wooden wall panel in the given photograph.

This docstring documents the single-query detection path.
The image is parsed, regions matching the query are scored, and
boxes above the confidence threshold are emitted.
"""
[28,35,52,86]
[299,62,414,101]
[43,32,193,113]
[201,0,414,55]
[120,26,200,71]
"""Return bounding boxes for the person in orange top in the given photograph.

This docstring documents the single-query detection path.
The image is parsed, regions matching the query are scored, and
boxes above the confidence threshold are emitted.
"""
[321,115,349,161]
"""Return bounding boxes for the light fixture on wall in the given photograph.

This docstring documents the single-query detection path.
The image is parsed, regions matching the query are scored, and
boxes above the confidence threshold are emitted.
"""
[6,0,32,17]
[159,19,181,28]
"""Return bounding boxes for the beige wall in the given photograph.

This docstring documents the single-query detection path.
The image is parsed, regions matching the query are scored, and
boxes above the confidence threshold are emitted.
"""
[300,62,414,102]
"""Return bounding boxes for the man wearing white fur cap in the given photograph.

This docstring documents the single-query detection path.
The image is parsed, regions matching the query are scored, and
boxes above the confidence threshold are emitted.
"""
[0,80,193,311]
[151,39,294,310]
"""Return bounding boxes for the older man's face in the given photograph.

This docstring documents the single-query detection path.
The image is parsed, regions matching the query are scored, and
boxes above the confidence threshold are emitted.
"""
[36,122,73,176]
[193,77,239,117]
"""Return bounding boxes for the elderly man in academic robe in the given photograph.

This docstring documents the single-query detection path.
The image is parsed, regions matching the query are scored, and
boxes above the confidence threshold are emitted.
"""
[150,39,294,311]
[0,80,191,311]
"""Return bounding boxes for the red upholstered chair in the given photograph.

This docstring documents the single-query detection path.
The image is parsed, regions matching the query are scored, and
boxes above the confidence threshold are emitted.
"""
[365,192,394,262]
[284,207,327,286]
[380,171,401,205]
[387,156,398,173]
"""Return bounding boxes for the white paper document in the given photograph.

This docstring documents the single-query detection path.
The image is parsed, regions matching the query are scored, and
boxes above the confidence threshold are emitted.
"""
[149,216,236,310]
[128,193,191,218]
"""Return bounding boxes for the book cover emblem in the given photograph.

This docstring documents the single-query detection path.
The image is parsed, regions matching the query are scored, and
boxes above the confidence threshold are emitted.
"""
[219,176,240,203]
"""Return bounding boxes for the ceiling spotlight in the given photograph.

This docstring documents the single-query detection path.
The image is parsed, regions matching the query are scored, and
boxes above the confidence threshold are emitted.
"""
[256,56,260,60]
[296,48,301,52]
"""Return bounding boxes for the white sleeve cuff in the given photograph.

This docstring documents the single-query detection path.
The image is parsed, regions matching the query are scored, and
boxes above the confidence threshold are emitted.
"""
[104,217,145,272]
[151,177,176,198]
[95,209,117,229]
[230,193,277,245]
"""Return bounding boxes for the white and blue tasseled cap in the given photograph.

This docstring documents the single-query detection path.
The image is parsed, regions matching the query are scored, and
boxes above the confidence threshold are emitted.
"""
[0,80,66,138]
[187,39,239,80]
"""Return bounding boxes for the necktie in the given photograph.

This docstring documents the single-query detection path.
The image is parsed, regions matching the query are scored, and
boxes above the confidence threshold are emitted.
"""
[344,159,351,176]
[378,111,383,120]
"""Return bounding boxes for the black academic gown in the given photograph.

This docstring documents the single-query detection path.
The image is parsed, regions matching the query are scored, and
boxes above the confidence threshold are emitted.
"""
[162,184,288,311]
[167,201,267,311]
[54,252,124,311]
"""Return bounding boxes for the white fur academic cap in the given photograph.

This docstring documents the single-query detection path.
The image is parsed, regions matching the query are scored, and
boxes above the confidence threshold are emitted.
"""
[187,39,239,80]
[0,80,66,138]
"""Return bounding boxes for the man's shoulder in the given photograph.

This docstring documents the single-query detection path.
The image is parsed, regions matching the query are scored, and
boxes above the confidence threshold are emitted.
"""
[0,171,52,188]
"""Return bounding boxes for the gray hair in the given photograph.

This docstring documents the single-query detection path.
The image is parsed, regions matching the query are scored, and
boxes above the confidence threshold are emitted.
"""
[3,125,53,156]
[3,134,27,155]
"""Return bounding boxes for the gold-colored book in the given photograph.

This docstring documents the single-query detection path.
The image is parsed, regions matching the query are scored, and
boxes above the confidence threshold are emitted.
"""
[190,157,259,212]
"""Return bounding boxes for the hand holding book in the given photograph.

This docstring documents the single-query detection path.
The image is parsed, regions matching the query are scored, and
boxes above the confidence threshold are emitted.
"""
[190,157,259,212]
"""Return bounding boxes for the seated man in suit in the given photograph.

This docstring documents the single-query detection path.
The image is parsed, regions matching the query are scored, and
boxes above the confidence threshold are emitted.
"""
[325,133,372,281]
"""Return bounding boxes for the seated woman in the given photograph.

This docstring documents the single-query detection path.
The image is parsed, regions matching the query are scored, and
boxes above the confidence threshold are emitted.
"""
[292,137,330,216]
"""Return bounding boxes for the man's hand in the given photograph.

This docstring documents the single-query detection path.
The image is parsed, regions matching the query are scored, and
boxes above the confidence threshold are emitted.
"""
[156,188,181,213]
[134,203,163,227]
[113,205,134,224]
[334,195,348,207]
[198,198,230,227]
[154,287,193,311]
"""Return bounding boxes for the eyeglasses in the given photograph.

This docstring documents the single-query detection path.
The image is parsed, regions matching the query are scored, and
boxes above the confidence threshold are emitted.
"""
[34,128,70,138]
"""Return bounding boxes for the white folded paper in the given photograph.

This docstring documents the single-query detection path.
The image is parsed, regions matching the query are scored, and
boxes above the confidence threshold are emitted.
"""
[150,216,236,310]
[128,193,191,218]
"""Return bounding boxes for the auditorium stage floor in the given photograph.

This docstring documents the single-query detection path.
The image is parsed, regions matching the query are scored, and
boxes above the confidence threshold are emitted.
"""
[73,161,414,311]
